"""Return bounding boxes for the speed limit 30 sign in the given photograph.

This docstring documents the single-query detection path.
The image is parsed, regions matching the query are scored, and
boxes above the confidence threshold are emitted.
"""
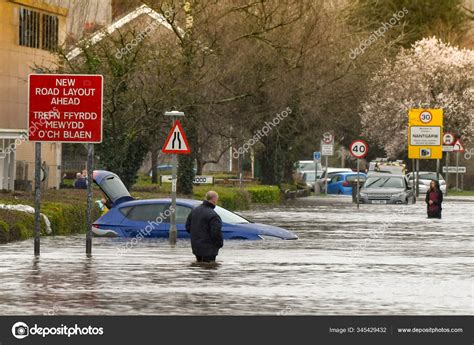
[349,140,368,159]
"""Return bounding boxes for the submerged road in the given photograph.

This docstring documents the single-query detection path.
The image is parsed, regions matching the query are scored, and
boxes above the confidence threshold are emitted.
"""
[0,195,472,315]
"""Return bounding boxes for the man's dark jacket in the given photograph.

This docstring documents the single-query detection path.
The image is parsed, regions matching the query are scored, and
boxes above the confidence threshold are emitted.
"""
[185,200,223,256]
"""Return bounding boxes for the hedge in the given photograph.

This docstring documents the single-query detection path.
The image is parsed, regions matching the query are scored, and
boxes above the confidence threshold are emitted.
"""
[246,185,282,203]
[193,186,251,210]
[0,201,100,243]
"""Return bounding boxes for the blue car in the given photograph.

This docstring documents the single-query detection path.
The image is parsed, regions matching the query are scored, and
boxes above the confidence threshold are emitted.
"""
[92,170,298,240]
[327,172,367,195]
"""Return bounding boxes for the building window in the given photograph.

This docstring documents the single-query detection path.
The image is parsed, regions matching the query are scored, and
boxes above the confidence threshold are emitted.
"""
[19,8,40,48]
[19,8,58,51]
[42,14,58,51]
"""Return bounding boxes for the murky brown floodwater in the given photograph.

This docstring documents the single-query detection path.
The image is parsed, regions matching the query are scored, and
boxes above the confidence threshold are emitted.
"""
[0,196,472,315]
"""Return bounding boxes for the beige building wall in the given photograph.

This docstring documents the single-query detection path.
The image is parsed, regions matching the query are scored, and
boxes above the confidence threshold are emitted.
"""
[0,0,112,190]
[0,0,69,189]
[46,0,112,42]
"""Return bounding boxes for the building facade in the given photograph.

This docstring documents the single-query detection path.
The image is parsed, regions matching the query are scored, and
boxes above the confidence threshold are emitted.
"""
[0,0,111,190]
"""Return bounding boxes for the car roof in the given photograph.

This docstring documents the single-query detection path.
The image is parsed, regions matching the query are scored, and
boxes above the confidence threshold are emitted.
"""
[333,171,365,176]
[117,198,202,208]
[325,168,352,172]
[407,171,440,175]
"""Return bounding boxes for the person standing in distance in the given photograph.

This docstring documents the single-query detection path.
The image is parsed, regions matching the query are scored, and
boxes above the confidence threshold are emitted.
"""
[185,191,223,262]
[425,180,443,219]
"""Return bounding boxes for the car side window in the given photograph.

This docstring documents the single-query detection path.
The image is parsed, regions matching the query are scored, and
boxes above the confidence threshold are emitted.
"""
[175,205,192,223]
[126,204,169,222]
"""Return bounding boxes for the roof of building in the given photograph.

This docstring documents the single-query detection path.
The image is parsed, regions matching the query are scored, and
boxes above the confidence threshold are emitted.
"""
[66,4,175,60]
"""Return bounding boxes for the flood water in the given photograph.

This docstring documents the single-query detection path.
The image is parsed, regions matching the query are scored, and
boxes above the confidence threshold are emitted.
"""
[0,196,472,315]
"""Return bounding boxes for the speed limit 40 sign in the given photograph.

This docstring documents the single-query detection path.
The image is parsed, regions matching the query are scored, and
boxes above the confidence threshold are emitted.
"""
[349,140,368,159]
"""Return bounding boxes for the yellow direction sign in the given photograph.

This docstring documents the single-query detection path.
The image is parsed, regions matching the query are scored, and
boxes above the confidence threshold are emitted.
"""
[408,109,443,159]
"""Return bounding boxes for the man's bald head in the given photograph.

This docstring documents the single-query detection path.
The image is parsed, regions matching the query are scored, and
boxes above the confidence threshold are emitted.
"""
[205,191,219,205]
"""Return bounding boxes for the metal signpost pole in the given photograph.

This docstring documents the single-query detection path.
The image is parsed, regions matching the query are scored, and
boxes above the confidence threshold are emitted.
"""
[356,158,360,210]
[163,110,186,244]
[34,142,41,256]
[314,157,318,194]
[456,152,459,190]
[445,152,449,196]
[29,74,103,257]
[86,144,94,256]
[170,115,178,244]
[436,159,440,182]
[416,159,420,197]
[349,140,367,210]
[325,156,328,196]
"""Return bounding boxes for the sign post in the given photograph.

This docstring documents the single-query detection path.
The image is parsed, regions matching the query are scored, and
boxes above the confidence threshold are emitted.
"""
[321,131,334,196]
[163,112,189,244]
[28,74,103,256]
[85,144,94,256]
[408,109,443,197]
[313,151,321,194]
[442,132,455,196]
[349,140,368,210]
[452,139,465,191]
[445,152,449,195]
[34,142,41,256]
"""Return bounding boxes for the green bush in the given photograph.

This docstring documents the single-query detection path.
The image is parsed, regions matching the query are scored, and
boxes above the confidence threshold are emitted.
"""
[247,185,282,203]
[0,220,9,243]
[0,201,100,243]
[193,186,251,211]
[42,202,100,236]
[15,223,32,240]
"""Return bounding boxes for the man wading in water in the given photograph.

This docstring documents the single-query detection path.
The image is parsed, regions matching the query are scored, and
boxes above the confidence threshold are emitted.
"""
[425,180,443,219]
[185,191,223,263]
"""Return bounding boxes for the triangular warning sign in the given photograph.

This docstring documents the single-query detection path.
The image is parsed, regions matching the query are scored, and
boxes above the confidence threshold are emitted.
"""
[162,120,190,154]
[452,139,465,153]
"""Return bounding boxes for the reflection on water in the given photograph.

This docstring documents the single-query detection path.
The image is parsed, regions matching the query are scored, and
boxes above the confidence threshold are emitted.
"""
[0,196,472,315]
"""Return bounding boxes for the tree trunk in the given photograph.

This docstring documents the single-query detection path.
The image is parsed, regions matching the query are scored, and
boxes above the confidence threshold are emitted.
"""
[150,144,158,184]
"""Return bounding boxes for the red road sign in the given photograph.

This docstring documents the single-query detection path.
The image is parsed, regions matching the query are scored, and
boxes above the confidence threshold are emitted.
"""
[322,130,334,144]
[162,120,190,154]
[349,139,368,159]
[28,74,103,142]
[419,110,432,124]
[443,132,455,145]
[452,139,465,153]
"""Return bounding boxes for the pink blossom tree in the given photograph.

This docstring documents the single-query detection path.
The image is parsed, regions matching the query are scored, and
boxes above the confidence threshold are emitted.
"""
[360,37,474,158]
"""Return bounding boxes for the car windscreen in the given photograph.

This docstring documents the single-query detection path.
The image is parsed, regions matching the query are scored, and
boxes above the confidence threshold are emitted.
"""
[419,173,443,181]
[299,162,314,170]
[364,176,404,188]
[327,172,343,179]
[215,206,249,224]
[304,172,320,181]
